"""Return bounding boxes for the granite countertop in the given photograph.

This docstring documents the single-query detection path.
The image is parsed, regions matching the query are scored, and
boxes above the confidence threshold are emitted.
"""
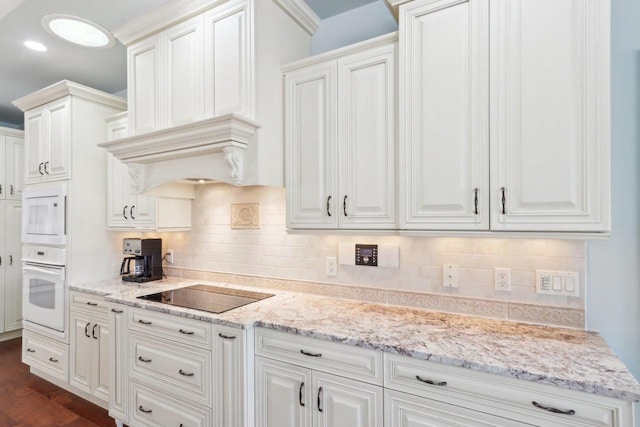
[71,277,640,402]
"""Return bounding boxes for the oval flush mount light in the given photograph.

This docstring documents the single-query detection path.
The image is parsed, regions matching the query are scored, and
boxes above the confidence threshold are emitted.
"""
[24,40,48,52]
[42,14,115,49]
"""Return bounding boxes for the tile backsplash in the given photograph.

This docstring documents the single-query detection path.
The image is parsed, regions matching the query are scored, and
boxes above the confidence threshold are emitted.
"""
[157,183,586,327]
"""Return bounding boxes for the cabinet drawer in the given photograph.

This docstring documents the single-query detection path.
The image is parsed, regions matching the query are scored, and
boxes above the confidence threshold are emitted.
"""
[70,292,108,317]
[385,353,630,427]
[22,330,69,382]
[255,328,383,385]
[130,381,211,427]
[129,307,211,349]
[129,331,211,407]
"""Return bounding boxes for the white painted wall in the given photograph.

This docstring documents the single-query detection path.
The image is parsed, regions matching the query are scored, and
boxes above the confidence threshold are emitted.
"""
[310,0,398,55]
[586,0,640,384]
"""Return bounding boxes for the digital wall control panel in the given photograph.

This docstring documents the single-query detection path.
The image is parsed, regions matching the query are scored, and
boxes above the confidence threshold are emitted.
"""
[355,244,378,266]
[536,270,580,297]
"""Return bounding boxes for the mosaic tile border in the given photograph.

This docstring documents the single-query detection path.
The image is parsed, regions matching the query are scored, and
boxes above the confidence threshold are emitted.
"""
[163,267,585,329]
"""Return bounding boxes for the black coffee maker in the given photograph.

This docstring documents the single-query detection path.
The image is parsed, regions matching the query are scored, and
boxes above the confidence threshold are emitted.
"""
[120,238,163,283]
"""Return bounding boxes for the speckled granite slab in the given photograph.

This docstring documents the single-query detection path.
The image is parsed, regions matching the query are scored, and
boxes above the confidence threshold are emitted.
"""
[71,277,640,402]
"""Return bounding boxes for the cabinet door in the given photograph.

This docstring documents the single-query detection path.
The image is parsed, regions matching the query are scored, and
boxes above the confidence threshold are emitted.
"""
[108,305,128,422]
[285,61,338,229]
[0,136,5,199]
[255,357,312,427]
[45,97,71,181]
[165,15,205,127]
[338,43,397,229]
[131,194,157,229]
[3,201,22,331]
[489,0,610,231]
[385,389,528,427]
[5,136,24,200]
[204,1,251,118]
[0,202,5,332]
[106,115,134,228]
[129,36,163,135]
[94,319,110,402]
[314,371,383,427]
[69,311,93,393]
[24,106,45,183]
[213,326,246,427]
[400,0,489,230]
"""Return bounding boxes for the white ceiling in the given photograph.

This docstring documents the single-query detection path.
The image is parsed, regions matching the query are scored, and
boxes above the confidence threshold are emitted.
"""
[0,0,378,128]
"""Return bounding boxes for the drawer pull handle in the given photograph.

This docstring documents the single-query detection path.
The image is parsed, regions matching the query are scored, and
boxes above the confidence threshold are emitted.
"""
[300,350,322,357]
[139,406,152,414]
[138,356,152,363]
[179,369,194,377]
[111,308,123,314]
[86,302,98,306]
[179,329,195,335]
[299,381,305,407]
[218,333,236,340]
[416,375,447,387]
[26,348,35,353]
[532,401,575,416]
[138,319,152,325]
[317,386,323,412]
[49,357,58,363]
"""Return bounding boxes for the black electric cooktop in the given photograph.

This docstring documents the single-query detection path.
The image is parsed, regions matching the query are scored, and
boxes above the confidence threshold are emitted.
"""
[137,285,274,314]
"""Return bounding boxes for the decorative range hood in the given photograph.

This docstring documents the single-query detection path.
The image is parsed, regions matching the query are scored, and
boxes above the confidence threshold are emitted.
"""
[99,0,319,193]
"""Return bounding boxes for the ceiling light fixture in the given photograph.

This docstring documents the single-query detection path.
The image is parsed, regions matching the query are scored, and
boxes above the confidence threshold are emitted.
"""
[24,40,48,52]
[41,14,115,49]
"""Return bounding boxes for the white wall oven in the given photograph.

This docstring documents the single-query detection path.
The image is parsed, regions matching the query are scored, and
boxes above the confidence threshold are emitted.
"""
[22,184,67,245]
[22,245,66,334]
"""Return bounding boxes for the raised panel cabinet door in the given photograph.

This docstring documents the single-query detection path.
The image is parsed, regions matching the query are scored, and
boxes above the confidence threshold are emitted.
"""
[337,42,397,229]
[5,136,24,200]
[130,193,157,229]
[108,305,128,422]
[4,201,22,331]
[45,97,72,181]
[204,1,252,118]
[213,326,246,427]
[399,0,490,230]
[255,357,312,427]
[385,390,529,427]
[129,36,163,135]
[314,371,383,427]
[489,0,610,231]
[164,15,205,127]
[24,107,46,183]
[0,202,5,332]
[106,117,133,228]
[94,319,110,402]
[0,136,5,198]
[69,312,93,394]
[285,61,338,229]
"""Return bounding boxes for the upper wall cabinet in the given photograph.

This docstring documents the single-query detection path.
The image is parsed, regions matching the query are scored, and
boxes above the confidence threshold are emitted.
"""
[103,0,317,191]
[0,128,24,200]
[285,34,397,230]
[399,0,610,233]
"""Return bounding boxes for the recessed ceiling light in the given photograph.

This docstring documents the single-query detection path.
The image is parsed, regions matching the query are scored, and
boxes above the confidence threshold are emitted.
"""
[42,14,114,49]
[24,40,47,52]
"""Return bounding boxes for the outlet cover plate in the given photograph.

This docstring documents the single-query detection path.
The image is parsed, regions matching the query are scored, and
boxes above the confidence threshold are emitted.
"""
[494,268,511,291]
[442,264,459,288]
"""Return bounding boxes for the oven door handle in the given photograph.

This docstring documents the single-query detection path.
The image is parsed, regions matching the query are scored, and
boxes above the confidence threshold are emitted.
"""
[22,265,64,276]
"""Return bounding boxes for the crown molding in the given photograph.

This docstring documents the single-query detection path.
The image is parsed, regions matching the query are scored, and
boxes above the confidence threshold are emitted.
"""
[0,126,24,137]
[272,0,320,35]
[13,80,127,112]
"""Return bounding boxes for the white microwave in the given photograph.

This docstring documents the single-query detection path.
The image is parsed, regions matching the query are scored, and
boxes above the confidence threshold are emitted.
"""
[22,184,67,245]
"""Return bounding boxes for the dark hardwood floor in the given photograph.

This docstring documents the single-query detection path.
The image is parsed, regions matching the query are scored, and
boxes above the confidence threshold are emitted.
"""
[0,337,116,427]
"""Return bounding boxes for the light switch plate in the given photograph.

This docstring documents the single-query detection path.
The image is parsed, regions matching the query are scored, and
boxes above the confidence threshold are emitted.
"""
[536,270,579,297]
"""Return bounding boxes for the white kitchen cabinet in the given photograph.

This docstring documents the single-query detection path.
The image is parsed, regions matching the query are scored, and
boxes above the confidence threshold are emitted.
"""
[22,329,69,382]
[108,304,128,424]
[384,353,634,427]
[399,0,610,233]
[24,97,72,184]
[285,33,397,230]
[213,325,250,427]
[0,129,24,201]
[128,35,162,135]
[105,112,192,231]
[256,357,383,427]
[69,292,110,404]
[2,201,22,332]
[255,328,384,427]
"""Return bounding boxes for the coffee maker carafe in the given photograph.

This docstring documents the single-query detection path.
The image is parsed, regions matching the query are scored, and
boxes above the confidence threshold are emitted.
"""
[120,238,163,282]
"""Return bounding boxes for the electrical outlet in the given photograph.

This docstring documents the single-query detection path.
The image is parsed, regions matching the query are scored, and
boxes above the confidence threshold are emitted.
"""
[494,268,511,291]
[326,257,338,277]
[442,264,459,288]
[166,249,174,264]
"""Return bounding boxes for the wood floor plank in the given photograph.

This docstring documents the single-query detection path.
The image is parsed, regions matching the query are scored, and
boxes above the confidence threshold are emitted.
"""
[0,337,115,427]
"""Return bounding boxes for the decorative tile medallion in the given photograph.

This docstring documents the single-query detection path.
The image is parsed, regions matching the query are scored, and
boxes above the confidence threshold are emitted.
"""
[231,203,260,229]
